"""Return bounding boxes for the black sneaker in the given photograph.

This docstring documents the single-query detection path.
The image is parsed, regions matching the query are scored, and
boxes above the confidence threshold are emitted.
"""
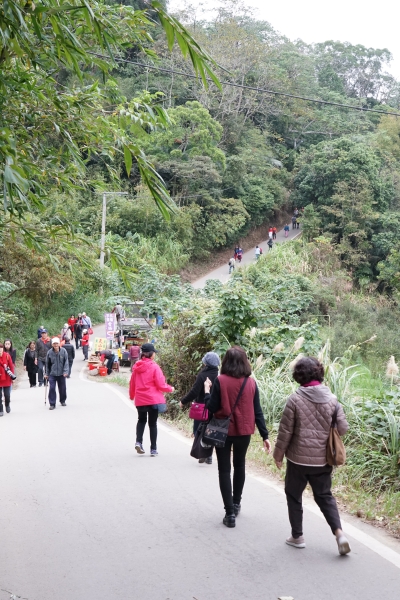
[0,411,3,417]
[198,458,206,464]
[233,504,241,516]
[39,383,43,387]
[6,406,10,413]
[49,405,55,410]
[205,456,212,465]
[223,514,236,528]
[61,402,66,406]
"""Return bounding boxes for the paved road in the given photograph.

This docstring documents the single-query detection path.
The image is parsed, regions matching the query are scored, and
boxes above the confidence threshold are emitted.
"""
[1,328,400,599]
[192,224,300,289]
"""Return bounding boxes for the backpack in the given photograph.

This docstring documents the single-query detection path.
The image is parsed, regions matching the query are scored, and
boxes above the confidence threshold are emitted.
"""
[259,248,263,255]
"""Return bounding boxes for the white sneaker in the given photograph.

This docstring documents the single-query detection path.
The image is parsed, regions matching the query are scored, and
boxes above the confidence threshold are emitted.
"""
[337,535,351,555]
[286,535,306,548]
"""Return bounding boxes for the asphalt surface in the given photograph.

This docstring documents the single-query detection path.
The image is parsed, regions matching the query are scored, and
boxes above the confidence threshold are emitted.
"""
[1,327,400,600]
[192,224,301,289]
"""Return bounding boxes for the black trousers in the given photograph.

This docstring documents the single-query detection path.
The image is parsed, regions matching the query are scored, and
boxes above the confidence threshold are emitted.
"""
[285,460,342,538]
[0,386,11,411]
[28,370,37,386]
[136,406,159,450]
[215,435,251,515]
[105,356,114,374]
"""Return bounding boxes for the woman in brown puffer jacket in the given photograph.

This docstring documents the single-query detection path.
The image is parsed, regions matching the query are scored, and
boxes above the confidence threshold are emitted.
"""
[273,356,350,555]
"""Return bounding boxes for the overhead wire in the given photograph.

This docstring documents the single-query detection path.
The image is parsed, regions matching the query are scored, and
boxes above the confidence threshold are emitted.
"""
[89,52,400,118]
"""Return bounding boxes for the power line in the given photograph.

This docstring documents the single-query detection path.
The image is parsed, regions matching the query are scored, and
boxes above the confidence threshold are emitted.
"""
[90,52,400,118]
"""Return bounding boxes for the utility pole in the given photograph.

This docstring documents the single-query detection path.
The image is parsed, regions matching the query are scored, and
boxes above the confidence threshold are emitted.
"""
[99,192,128,268]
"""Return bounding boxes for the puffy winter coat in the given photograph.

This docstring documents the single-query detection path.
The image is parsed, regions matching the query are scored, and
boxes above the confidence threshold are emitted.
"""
[129,357,173,406]
[0,352,15,386]
[273,384,348,466]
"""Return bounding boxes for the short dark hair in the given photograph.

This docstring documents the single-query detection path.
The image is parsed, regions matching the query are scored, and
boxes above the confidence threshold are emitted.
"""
[220,346,252,378]
[292,357,324,385]
[141,351,154,359]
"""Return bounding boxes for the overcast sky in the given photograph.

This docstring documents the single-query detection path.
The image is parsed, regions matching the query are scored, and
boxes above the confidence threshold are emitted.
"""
[169,0,400,80]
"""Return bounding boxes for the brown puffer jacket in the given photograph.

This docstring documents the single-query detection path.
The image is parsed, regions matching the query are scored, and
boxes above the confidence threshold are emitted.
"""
[273,384,348,466]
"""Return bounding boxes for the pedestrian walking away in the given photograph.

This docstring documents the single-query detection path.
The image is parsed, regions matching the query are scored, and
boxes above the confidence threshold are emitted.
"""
[204,346,271,528]
[63,337,76,377]
[291,215,297,229]
[228,257,235,274]
[45,338,69,409]
[268,227,273,239]
[180,352,220,465]
[112,302,124,327]
[236,246,243,263]
[0,343,15,415]
[36,329,52,387]
[23,341,38,387]
[129,343,174,456]
[233,245,239,260]
[267,238,273,251]
[129,344,140,370]
[272,226,277,240]
[284,223,290,238]
[273,356,351,555]
[296,217,300,230]
[81,329,89,361]
[255,245,260,260]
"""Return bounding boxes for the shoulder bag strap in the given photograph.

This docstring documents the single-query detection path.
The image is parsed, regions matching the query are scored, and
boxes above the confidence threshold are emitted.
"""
[331,402,339,428]
[229,377,248,418]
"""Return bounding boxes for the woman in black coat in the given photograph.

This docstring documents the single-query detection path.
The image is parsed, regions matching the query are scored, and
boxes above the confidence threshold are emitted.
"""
[23,341,38,387]
[180,352,220,464]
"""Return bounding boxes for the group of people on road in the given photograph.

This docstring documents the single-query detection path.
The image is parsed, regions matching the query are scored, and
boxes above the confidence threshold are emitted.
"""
[18,312,93,409]
[291,207,303,230]
[128,340,351,556]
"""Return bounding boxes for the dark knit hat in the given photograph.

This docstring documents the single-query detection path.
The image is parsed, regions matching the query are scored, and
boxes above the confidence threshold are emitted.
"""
[202,352,220,368]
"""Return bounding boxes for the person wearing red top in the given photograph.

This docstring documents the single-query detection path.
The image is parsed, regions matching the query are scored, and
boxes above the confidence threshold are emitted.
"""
[81,329,90,361]
[129,343,174,456]
[0,342,15,415]
[204,346,271,528]
[68,315,77,340]
[272,226,277,240]
[129,344,140,370]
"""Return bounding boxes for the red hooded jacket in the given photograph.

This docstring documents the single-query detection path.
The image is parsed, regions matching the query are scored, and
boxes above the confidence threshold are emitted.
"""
[129,357,173,406]
[0,352,15,387]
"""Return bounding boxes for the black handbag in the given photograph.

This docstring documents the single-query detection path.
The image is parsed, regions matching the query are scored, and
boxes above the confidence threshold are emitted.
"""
[190,422,213,460]
[202,378,248,448]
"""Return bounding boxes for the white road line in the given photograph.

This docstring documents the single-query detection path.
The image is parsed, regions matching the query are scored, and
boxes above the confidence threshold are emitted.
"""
[81,366,400,570]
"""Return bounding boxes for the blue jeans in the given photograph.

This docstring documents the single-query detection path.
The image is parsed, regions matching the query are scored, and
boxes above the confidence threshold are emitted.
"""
[49,375,67,406]
[38,359,46,384]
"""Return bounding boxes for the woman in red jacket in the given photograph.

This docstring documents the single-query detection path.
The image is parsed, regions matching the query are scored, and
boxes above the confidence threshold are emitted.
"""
[0,342,15,415]
[129,343,174,456]
[204,346,271,528]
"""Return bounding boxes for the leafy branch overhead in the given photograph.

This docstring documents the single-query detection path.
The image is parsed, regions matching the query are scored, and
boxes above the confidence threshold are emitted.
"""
[0,0,221,236]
